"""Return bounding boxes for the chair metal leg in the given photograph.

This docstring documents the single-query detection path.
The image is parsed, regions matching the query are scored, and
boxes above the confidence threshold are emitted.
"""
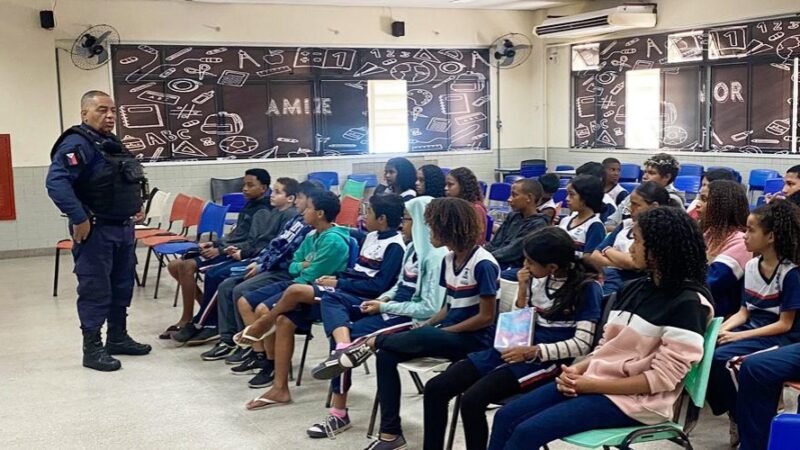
[325,384,333,409]
[445,393,461,450]
[141,247,153,287]
[173,284,180,308]
[53,248,61,297]
[367,391,379,438]
[296,332,313,387]
[364,359,370,375]
[410,371,425,395]
[154,253,164,299]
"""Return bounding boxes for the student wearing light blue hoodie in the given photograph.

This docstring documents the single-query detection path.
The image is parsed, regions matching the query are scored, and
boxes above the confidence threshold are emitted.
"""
[307,195,448,439]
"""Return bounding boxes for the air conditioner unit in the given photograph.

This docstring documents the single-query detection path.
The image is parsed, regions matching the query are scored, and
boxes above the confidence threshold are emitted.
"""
[534,4,657,39]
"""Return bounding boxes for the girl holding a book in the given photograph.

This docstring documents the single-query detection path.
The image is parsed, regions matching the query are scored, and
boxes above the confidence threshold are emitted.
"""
[422,227,603,450]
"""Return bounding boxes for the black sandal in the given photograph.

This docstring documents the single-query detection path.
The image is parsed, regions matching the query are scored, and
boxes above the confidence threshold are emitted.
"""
[158,325,181,340]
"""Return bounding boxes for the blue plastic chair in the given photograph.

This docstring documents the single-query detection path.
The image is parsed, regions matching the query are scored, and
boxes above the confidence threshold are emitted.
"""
[441,168,451,176]
[347,236,359,269]
[679,163,704,178]
[708,166,742,183]
[555,165,574,171]
[347,173,379,189]
[504,175,524,184]
[520,165,547,178]
[485,214,494,243]
[674,175,702,195]
[488,183,512,203]
[553,188,568,207]
[764,178,785,196]
[619,163,642,182]
[479,181,488,198]
[559,177,570,188]
[221,192,246,213]
[619,182,640,193]
[769,414,800,449]
[749,169,781,192]
[308,172,340,191]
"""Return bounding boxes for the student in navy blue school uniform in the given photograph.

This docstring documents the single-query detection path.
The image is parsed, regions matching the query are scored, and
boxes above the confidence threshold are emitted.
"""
[706,200,800,446]
[238,194,406,407]
[575,162,617,223]
[423,227,603,450]
[536,173,561,225]
[696,180,752,317]
[559,175,606,257]
[602,158,628,205]
[735,343,800,450]
[331,197,500,450]
[46,90,150,372]
[384,157,418,201]
[589,182,667,296]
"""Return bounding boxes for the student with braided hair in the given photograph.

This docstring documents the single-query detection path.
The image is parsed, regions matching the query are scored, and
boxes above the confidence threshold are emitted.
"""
[706,199,800,446]
[488,207,713,450]
[696,180,752,317]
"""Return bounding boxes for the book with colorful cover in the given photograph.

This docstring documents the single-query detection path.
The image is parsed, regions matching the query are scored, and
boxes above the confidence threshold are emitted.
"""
[494,308,535,351]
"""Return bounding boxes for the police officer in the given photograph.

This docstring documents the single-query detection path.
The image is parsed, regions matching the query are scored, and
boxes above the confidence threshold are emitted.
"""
[46,90,151,372]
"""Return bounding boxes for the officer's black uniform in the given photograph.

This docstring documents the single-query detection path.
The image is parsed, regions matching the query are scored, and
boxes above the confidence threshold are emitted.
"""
[46,124,152,371]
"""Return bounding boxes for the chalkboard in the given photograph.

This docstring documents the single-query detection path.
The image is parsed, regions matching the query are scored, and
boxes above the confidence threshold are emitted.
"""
[572,14,800,154]
[111,45,491,161]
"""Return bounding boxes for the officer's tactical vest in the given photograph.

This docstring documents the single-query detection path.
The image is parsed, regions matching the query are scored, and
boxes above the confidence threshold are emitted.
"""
[51,126,148,218]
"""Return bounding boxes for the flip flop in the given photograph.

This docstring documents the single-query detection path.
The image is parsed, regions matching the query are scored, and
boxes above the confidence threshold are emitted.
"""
[234,324,277,348]
[158,325,181,340]
[245,396,293,411]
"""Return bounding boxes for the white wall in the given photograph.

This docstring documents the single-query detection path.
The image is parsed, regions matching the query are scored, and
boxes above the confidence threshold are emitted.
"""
[0,0,544,252]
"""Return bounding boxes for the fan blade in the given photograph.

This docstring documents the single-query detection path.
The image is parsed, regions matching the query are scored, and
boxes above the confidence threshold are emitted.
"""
[499,57,516,67]
[511,44,531,51]
[95,30,113,46]
[96,48,109,65]
[75,45,93,58]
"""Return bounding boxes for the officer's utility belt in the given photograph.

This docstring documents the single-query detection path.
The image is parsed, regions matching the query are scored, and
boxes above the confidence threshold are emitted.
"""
[92,216,133,226]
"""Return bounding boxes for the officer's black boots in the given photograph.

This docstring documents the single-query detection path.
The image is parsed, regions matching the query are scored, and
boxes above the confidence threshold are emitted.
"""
[106,324,152,356]
[82,328,121,372]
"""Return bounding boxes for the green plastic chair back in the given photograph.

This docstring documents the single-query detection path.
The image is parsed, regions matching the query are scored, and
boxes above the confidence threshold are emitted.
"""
[684,316,723,408]
[341,179,367,200]
[562,316,723,448]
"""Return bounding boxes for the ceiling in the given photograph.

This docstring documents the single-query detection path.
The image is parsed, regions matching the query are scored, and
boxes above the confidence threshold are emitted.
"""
[177,0,569,10]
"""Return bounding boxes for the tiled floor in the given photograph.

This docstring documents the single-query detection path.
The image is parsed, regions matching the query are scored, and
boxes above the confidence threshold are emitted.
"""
[1,253,786,449]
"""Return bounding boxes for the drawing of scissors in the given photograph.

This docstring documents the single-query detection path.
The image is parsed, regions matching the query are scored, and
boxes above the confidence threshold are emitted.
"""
[184,64,217,80]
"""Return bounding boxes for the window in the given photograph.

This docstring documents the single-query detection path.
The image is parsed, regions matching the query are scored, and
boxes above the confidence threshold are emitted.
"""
[625,69,661,149]
[368,80,409,154]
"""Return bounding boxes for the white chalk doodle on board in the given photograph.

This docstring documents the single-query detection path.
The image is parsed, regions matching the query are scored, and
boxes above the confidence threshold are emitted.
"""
[145,132,166,146]
[412,144,444,151]
[165,47,193,62]
[344,81,366,90]
[432,75,456,89]
[192,91,215,105]
[776,36,800,60]
[382,59,398,65]
[217,70,249,87]
[455,112,487,126]
[158,68,176,78]
[263,50,285,65]
[575,123,591,139]
[276,137,299,143]
[161,130,178,142]
[413,49,441,63]
[472,96,490,107]
[176,129,191,140]
[646,38,662,58]
[129,82,156,93]
[400,51,412,58]
[440,61,466,75]
[451,124,480,142]
[120,104,163,129]
[769,32,785,42]
[369,49,381,58]
[220,135,259,154]
[600,41,618,56]
[167,78,201,93]
[632,60,654,70]
[120,56,138,65]
[288,147,314,158]
[201,112,243,135]
[662,126,688,146]
[609,82,625,96]
[709,26,747,58]
[452,73,486,92]
[438,49,464,61]
[293,48,356,70]
[439,94,470,115]
[171,104,202,120]
[172,140,207,158]
[200,137,215,147]
[410,128,422,136]
[256,66,292,77]
[766,119,790,135]
[595,71,618,86]
[390,62,438,85]
[206,47,228,55]
[150,146,164,162]
[600,96,616,110]
[730,130,753,142]
[624,38,640,47]
[426,117,451,133]
[752,138,780,145]
[610,55,631,71]
[596,130,617,146]
[576,97,595,118]
[238,49,261,69]
[252,146,279,159]
[471,51,490,68]
[121,135,145,153]
[183,64,217,80]
[713,81,744,103]
[353,62,387,77]
[342,127,367,141]
[410,106,428,121]
[386,50,395,58]
[613,127,623,136]
[183,120,200,128]
[613,105,625,125]
[409,137,447,145]
[408,89,433,107]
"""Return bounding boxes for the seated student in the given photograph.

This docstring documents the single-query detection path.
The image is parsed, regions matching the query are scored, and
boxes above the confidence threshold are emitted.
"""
[416,164,446,198]
[765,164,800,204]
[696,180,752,317]
[706,200,800,446]
[307,195,447,438]
[589,181,667,296]
[321,197,500,450]
[446,167,488,245]
[536,173,560,225]
[172,177,300,345]
[605,153,684,230]
[603,157,628,205]
[224,191,349,381]
[576,161,616,223]
[686,168,737,219]
[735,342,800,450]
[423,227,602,450]
[238,194,406,403]
[488,206,714,450]
[559,175,606,257]
[164,168,271,337]
[200,181,320,362]
[484,179,549,281]
[384,157,417,201]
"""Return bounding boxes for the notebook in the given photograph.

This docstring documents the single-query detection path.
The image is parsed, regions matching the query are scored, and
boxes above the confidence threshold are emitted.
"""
[494,308,535,351]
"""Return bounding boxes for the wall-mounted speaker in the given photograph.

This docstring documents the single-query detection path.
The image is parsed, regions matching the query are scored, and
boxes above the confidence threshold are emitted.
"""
[391,21,405,37]
[40,10,55,29]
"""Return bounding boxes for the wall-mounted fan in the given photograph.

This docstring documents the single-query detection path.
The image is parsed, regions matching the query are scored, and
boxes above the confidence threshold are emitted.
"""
[490,33,533,171]
[70,24,120,70]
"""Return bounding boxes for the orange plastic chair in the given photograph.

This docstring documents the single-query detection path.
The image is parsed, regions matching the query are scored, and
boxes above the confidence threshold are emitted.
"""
[141,197,206,288]
[336,195,362,228]
[53,239,74,297]
[135,193,191,240]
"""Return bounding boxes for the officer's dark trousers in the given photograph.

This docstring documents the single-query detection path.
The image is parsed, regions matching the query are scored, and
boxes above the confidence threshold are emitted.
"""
[71,223,136,330]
